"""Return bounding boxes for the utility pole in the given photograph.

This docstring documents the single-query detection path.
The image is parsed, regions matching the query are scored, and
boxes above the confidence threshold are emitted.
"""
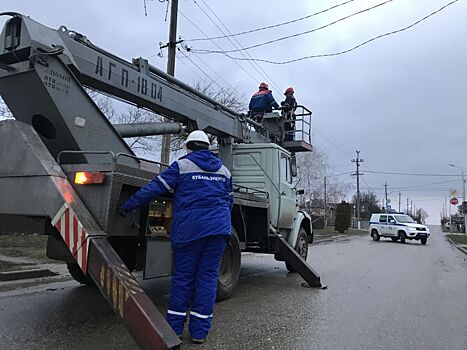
[160,0,179,168]
[398,192,401,212]
[351,151,364,225]
[406,197,409,214]
[411,200,413,216]
[384,182,388,212]
[324,176,327,227]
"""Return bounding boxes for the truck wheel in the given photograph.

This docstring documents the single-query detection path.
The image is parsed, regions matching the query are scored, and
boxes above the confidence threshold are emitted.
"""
[285,227,308,273]
[399,231,406,244]
[216,228,241,302]
[371,229,380,241]
[67,262,94,286]
[391,237,398,242]
[420,238,427,245]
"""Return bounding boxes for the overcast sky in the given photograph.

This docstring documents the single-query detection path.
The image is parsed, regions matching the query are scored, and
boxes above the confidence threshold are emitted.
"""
[1,0,466,224]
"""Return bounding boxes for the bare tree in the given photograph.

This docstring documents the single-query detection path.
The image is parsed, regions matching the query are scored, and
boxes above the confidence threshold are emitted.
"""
[85,81,246,156]
[297,149,351,207]
[170,80,246,152]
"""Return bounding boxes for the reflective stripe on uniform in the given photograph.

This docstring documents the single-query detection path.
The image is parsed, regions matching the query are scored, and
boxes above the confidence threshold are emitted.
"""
[177,158,231,178]
[167,309,187,316]
[190,311,213,319]
[157,175,172,191]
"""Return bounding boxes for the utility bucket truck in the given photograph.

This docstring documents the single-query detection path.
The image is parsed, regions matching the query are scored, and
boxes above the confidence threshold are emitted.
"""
[0,13,323,350]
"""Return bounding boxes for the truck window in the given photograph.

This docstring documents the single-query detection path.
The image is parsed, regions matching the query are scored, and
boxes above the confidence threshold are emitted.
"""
[379,215,387,223]
[280,155,292,184]
[280,156,287,182]
[388,216,395,223]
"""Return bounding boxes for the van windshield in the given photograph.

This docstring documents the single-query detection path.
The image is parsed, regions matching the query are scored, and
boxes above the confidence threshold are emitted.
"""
[394,215,415,223]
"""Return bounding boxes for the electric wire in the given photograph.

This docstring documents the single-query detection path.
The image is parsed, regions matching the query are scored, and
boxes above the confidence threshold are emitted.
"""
[209,0,460,64]
[197,0,281,93]
[177,48,215,83]
[192,0,282,93]
[177,48,223,89]
[364,170,459,177]
[186,0,358,42]
[178,10,260,85]
[192,0,393,54]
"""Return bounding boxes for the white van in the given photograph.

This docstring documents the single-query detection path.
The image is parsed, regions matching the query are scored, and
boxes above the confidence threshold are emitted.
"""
[369,213,430,245]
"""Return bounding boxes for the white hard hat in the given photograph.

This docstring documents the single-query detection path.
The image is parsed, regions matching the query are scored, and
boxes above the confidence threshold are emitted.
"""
[185,130,210,145]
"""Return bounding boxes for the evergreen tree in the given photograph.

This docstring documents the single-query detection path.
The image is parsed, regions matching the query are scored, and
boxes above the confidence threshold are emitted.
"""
[335,201,351,233]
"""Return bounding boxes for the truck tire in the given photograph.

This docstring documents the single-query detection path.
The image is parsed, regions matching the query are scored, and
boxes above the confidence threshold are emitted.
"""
[286,227,308,273]
[420,237,427,245]
[67,262,94,286]
[371,229,380,241]
[216,228,241,302]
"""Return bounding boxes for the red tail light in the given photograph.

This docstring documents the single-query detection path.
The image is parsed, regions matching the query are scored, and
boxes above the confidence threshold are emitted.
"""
[75,172,106,185]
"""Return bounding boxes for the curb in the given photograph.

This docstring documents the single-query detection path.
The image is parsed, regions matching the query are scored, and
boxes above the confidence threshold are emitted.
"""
[447,238,467,256]
[0,268,58,282]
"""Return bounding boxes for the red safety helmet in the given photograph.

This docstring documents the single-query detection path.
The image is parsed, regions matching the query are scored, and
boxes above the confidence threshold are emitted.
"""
[259,82,269,89]
[284,87,294,95]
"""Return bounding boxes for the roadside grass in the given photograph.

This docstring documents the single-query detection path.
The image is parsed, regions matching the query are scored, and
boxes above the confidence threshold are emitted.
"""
[0,234,48,261]
[446,234,467,245]
[314,226,368,236]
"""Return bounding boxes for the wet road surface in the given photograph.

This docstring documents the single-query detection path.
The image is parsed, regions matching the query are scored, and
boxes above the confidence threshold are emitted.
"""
[1,226,466,349]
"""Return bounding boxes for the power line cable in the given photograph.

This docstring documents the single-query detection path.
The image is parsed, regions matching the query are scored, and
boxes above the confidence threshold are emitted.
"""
[191,52,235,88]
[364,170,459,177]
[192,0,282,93]
[186,0,358,42]
[177,47,223,89]
[210,0,460,64]
[178,9,260,85]
[192,0,393,54]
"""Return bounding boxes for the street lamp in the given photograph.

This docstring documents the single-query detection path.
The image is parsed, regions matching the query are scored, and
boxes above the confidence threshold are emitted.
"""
[449,163,466,233]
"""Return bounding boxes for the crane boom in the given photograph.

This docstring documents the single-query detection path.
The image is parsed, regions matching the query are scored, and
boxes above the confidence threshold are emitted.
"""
[0,13,266,144]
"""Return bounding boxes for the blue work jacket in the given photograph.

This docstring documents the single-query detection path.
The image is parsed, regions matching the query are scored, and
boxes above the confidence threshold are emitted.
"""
[248,89,279,114]
[123,150,233,246]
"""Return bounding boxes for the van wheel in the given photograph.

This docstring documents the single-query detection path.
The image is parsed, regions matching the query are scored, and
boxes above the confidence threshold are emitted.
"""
[399,231,406,244]
[371,229,380,241]
[391,237,398,242]
[420,238,427,245]
[286,227,308,272]
[67,262,94,286]
[216,228,241,302]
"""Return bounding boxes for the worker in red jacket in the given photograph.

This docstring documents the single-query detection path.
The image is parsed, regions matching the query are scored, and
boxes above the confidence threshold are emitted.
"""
[248,82,279,122]
[281,87,297,141]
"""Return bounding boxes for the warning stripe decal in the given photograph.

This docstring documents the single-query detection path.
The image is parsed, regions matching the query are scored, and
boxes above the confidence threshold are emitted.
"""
[52,204,89,274]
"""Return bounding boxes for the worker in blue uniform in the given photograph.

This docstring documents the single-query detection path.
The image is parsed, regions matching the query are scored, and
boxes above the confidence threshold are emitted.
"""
[120,130,233,344]
[248,82,280,122]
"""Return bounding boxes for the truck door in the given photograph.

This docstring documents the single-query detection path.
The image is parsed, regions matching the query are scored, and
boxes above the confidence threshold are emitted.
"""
[277,153,296,229]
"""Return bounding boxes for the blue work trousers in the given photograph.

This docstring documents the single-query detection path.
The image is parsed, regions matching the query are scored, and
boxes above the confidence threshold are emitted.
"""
[167,235,228,339]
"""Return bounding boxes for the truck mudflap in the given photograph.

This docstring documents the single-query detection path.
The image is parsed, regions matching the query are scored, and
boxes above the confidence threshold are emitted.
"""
[278,236,324,288]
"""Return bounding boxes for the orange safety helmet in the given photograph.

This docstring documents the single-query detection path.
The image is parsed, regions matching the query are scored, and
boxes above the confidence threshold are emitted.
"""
[259,82,269,89]
[284,87,294,95]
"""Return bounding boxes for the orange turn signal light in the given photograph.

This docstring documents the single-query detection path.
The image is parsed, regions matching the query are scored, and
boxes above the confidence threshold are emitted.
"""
[75,172,106,185]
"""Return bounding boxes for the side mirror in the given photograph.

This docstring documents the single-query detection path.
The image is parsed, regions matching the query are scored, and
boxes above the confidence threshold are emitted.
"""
[290,156,298,177]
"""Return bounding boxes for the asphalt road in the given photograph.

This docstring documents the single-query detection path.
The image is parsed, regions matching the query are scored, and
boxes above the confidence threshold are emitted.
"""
[0,226,466,350]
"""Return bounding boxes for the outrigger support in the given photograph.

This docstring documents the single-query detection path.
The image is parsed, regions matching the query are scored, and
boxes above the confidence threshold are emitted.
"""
[278,236,324,288]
